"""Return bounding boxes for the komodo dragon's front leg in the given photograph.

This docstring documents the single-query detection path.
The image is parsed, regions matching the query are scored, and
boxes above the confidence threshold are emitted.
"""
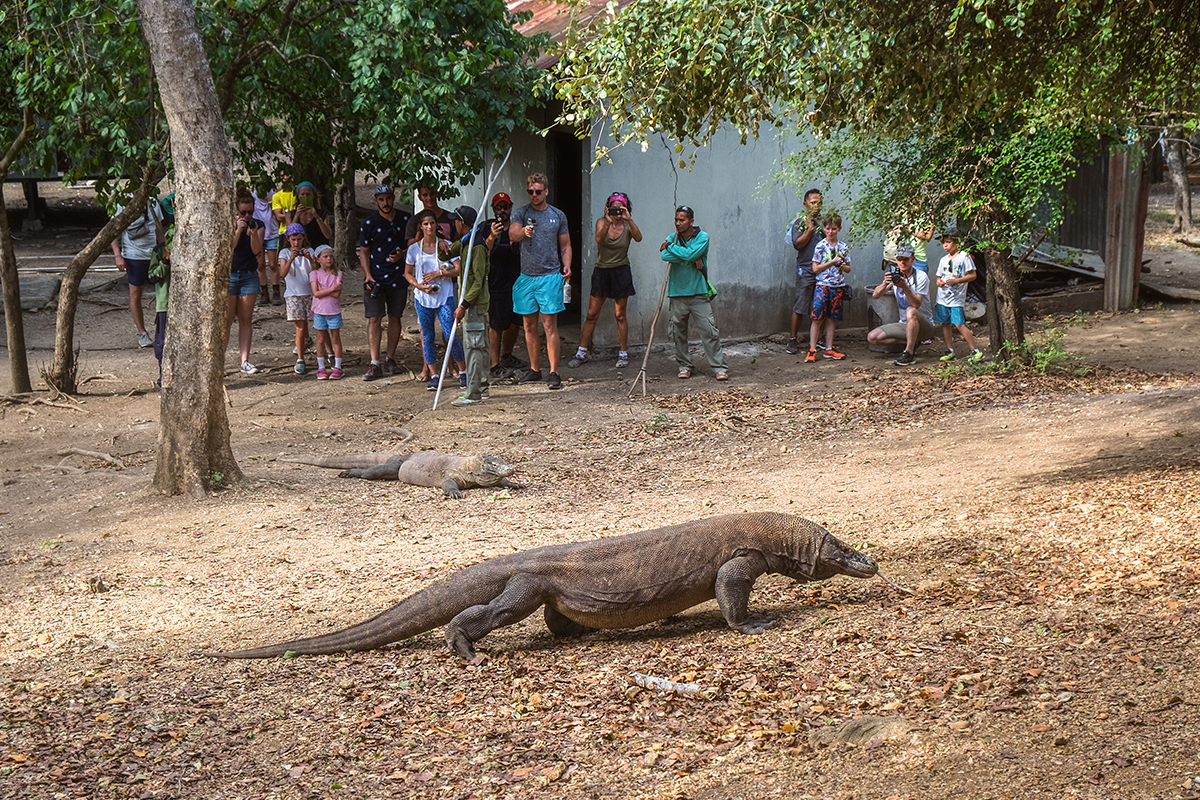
[444,574,550,659]
[715,552,780,634]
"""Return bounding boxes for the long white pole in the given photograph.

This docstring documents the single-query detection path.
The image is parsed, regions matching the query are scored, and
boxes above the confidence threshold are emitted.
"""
[432,146,513,409]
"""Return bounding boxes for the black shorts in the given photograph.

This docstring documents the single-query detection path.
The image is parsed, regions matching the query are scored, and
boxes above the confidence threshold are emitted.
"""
[489,291,520,332]
[590,264,636,300]
[364,282,408,320]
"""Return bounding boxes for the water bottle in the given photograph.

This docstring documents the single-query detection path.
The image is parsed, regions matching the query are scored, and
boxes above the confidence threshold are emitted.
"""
[562,280,571,304]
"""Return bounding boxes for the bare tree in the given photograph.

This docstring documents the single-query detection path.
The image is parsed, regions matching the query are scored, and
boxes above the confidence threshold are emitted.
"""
[1164,130,1195,235]
[135,0,242,496]
[1,106,34,394]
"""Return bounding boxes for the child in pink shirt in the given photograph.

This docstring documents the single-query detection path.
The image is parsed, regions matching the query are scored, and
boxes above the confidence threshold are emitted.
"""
[308,245,345,379]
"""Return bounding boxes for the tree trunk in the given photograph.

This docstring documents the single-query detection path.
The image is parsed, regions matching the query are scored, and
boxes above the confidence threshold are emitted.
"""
[333,170,358,274]
[1165,131,1194,234]
[0,106,35,394]
[983,245,1024,356]
[136,0,241,497]
[47,162,165,394]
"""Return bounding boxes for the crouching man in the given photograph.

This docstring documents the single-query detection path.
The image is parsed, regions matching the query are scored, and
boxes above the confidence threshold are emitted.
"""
[866,244,937,366]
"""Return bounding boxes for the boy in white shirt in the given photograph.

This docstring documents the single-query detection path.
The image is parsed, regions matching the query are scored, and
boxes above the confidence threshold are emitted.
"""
[934,233,983,362]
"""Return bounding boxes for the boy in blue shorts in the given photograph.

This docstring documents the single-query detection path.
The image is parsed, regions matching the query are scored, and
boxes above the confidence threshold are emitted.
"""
[806,213,851,362]
[934,233,983,362]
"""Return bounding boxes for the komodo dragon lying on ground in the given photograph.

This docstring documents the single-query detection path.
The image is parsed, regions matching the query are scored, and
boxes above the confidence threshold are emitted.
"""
[282,451,523,498]
[203,512,878,661]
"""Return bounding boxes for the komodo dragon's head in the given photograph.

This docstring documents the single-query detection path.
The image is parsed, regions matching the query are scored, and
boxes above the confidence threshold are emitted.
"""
[812,532,878,580]
[470,454,516,481]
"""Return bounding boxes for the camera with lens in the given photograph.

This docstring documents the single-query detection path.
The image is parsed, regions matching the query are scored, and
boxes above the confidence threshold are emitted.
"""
[606,205,622,218]
[367,280,382,300]
[427,283,440,294]
[888,268,905,287]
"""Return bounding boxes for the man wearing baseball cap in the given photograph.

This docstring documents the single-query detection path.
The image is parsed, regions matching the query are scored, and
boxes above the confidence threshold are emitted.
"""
[357,184,413,380]
[867,243,936,366]
[485,192,525,376]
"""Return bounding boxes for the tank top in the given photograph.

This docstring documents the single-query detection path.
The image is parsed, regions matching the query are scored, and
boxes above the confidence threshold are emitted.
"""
[594,224,632,270]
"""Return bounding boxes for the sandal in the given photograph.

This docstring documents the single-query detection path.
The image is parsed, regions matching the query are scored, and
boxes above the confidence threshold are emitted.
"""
[677,368,692,379]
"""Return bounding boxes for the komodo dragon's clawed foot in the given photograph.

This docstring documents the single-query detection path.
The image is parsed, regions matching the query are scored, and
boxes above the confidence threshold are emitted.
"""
[500,479,525,490]
[731,615,781,635]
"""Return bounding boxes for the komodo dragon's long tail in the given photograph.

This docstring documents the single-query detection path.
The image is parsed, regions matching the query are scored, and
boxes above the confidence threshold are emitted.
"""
[202,561,513,658]
[280,453,404,470]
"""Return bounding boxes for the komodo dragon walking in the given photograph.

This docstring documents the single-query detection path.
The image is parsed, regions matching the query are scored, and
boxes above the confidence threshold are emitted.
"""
[203,512,878,661]
[282,451,523,499]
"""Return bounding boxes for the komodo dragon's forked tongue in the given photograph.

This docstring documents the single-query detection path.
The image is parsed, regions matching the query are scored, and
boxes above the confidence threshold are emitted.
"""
[201,512,878,661]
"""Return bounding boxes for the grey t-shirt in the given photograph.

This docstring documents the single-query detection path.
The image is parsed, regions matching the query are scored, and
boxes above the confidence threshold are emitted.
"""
[513,203,569,277]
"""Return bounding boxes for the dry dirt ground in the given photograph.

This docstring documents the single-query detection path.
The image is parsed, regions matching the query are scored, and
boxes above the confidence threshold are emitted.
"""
[2,187,1200,800]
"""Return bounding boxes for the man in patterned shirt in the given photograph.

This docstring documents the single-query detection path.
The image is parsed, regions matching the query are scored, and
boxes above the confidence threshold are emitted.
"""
[357,184,413,380]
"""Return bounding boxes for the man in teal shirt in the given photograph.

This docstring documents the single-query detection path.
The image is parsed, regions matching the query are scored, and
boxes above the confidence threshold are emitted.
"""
[660,205,729,381]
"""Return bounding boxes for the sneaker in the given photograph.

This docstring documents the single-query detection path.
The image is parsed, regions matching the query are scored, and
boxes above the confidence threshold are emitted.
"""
[316,368,329,380]
[427,374,440,392]
[786,338,800,355]
[257,291,270,307]
[292,337,315,356]
[137,332,152,348]
[568,354,589,368]
[547,371,562,390]
[384,356,400,375]
[271,287,283,306]
[459,372,467,388]
[481,385,490,398]
[452,396,483,406]
[805,349,817,363]
[615,353,629,368]
[518,369,543,384]
[294,360,306,375]
[240,361,257,374]
[894,351,915,366]
[329,367,344,380]
[500,354,525,369]
[362,363,383,381]
[939,349,955,362]
[969,349,985,364]
[816,337,827,351]
[823,348,846,360]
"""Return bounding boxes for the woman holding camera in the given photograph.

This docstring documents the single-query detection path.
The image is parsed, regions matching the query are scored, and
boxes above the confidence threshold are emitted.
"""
[569,192,642,368]
[406,210,464,388]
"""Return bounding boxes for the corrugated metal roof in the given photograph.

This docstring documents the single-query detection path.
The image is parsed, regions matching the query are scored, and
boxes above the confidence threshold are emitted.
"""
[510,0,636,68]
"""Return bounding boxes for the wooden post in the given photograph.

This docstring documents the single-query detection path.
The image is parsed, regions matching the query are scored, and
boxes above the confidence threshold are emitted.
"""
[1104,147,1143,311]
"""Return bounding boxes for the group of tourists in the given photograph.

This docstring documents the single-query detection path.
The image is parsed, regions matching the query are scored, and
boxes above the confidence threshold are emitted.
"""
[784,188,984,367]
[107,175,989,400]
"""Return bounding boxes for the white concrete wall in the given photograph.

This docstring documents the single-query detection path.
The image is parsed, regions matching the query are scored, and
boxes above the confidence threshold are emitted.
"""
[452,125,954,346]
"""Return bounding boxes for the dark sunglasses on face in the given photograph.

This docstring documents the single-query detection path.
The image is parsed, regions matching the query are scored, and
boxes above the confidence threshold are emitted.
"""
[527,188,545,195]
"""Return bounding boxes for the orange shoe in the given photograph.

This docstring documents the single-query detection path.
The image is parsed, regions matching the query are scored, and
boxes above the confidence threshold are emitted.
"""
[805,349,817,363]
[823,348,846,360]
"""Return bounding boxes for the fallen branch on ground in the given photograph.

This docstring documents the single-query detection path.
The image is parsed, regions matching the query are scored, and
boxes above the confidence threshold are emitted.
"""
[875,572,916,595]
[57,447,124,469]
[629,672,709,698]
[1,394,88,412]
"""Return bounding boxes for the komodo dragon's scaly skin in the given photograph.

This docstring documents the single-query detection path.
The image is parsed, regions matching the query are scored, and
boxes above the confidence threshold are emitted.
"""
[282,451,523,498]
[202,512,877,661]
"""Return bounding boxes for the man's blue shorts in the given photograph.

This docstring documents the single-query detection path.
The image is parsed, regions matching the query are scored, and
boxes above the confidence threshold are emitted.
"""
[313,312,343,331]
[513,272,565,316]
[125,258,152,287]
[934,303,967,325]
[228,270,260,296]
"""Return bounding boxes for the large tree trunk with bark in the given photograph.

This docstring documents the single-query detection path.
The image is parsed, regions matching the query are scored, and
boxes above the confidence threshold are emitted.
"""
[983,245,1024,356]
[333,171,358,274]
[136,0,241,496]
[1,106,35,394]
[1165,131,1195,234]
[47,162,165,394]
